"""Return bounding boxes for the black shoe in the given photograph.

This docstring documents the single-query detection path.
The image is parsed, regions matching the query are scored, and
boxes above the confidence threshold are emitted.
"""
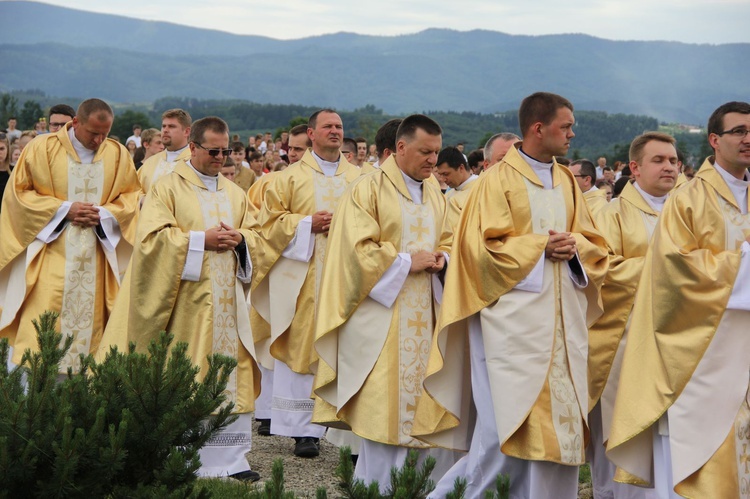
[229,469,261,482]
[257,419,271,436]
[293,437,320,458]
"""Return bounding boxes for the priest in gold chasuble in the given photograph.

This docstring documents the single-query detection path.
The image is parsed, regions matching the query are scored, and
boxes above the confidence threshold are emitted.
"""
[136,109,191,197]
[98,117,262,480]
[312,115,456,490]
[0,99,139,372]
[253,110,360,457]
[607,102,750,499]
[412,93,608,499]
[586,133,679,499]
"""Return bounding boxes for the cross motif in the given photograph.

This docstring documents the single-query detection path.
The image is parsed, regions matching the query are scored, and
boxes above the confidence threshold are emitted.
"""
[219,289,234,314]
[741,443,749,474]
[73,250,91,272]
[410,219,429,242]
[209,204,228,223]
[407,312,428,336]
[75,179,98,202]
[322,188,337,209]
[558,405,578,435]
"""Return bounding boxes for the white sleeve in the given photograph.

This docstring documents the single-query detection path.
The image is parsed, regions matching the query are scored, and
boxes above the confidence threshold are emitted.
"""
[36,201,71,243]
[727,242,750,311]
[369,253,412,308]
[235,241,253,284]
[514,254,544,293]
[567,251,589,288]
[281,216,315,262]
[95,206,121,253]
[181,231,205,282]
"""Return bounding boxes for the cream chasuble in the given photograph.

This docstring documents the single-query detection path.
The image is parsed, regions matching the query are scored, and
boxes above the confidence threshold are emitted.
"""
[584,187,609,218]
[253,150,360,373]
[312,156,447,446]
[137,147,191,196]
[607,158,750,498]
[0,124,139,369]
[98,162,260,413]
[412,144,608,457]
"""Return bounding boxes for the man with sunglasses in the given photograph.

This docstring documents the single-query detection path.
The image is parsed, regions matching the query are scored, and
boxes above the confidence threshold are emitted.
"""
[253,109,360,458]
[608,101,750,498]
[100,116,263,482]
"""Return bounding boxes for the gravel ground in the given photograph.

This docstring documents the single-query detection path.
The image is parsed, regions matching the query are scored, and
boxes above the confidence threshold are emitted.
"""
[247,417,594,498]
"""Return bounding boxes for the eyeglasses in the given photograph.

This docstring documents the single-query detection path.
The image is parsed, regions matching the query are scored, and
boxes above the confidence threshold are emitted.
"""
[717,127,750,139]
[49,122,69,129]
[194,142,232,157]
[341,150,355,155]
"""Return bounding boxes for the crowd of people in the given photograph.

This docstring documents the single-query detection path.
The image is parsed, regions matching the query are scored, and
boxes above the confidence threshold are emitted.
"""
[1,92,749,499]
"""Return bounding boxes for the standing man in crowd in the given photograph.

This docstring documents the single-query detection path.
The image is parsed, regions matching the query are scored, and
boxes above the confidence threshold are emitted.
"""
[414,92,608,498]
[137,109,191,195]
[570,158,609,215]
[483,132,521,170]
[0,98,139,371]
[313,114,453,489]
[587,132,678,499]
[608,101,750,498]
[4,117,21,142]
[47,104,76,133]
[253,109,359,458]
[99,116,262,481]
[436,146,479,236]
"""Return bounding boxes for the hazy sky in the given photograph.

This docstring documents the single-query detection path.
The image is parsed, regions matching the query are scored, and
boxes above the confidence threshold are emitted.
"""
[40,0,750,44]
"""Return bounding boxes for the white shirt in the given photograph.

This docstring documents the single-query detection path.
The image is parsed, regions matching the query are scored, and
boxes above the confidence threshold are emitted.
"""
[633,181,668,213]
[166,145,189,163]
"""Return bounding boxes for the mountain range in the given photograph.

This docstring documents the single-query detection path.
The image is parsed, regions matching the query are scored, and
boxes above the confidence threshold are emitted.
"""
[1,1,747,125]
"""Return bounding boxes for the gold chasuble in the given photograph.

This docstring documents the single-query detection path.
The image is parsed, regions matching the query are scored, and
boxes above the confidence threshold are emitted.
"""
[584,187,609,218]
[137,148,191,196]
[312,156,448,447]
[587,182,659,433]
[98,162,261,413]
[607,158,750,498]
[0,125,139,369]
[412,145,608,461]
[246,172,276,217]
[234,167,256,193]
[253,150,360,373]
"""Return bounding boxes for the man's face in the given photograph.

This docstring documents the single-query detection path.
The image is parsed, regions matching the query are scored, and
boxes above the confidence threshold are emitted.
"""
[631,140,679,197]
[190,130,229,177]
[357,141,367,162]
[265,133,272,142]
[436,163,469,189]
[540,107,575,158]
[287,133,308,163]
[597,157,606,167]
[456,144,464,153]
[603,170,615,182]
[485,138,519,169]
[221,165,237,181]
[72,113,113,151]
[7,119,16,130]
[340,143,356,163]
[568,163,590,191]
[144,135,164,156]
[161,118,190,150]
[48,113,73,133]
[133,128,141,137]
[281,132,289,143]
[230,148,245,167]
[710,112,750,172]
[308,112,343,153]
[248,136,256,146]
[249,157,264,174]
[396,129,442,181]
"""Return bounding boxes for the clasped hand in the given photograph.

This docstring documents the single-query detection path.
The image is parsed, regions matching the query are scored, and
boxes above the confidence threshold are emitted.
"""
[410,250,445,274]
[545,229,577,262]
[66,202,101,227]
[205,222,242,252]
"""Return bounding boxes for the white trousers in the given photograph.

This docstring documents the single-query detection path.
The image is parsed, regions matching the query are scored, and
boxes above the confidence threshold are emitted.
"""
[270,360,325,438]
[653,432,681,499]
[430,315,579,499]
[356,438,460,494]
[255,364,274,420]
[197,413,253,477]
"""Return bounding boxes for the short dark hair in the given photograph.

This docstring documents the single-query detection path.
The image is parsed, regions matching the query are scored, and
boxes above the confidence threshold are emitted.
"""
[436,146,466,170]
[355,136,367,144]
[518,92,573,136]
[77,98,113,122]
[48,104,75,120]
[248,151,263,162]
[628,131,676,163]
[555,157,571,166]
[467,149,484,169]
[342,137,358,154]
[707,101,750,137]
[133,124,141,131]
[189,116,228,144]
[375,118,401,157]
[231,141,245,153]
[290,124,308,136]
[308,109,337,129]
[571,159,597,182]
[396,114,442,142]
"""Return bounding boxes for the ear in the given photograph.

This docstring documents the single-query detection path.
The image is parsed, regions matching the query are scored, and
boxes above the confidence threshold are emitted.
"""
[629,160,640,177]
[707,133,720,151]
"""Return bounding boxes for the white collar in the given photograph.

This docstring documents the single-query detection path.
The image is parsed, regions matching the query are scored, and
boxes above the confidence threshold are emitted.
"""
[166,144,189,162]
[68,126,97,163]
[714,161,749,215]
[312,150,340,177]
[186,160,219,192]
[400,170,423,205]
[456,174,478,191]
[519,148,553,189]
[633,181,668,213]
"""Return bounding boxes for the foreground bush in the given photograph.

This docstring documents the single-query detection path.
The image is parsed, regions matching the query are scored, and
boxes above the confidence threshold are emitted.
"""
[0,311,237,499]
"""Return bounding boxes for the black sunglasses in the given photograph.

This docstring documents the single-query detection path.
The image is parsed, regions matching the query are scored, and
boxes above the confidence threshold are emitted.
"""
[194,142,232,157]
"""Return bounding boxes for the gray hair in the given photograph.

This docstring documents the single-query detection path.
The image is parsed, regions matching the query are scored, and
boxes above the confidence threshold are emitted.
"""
[483,132,521,159]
